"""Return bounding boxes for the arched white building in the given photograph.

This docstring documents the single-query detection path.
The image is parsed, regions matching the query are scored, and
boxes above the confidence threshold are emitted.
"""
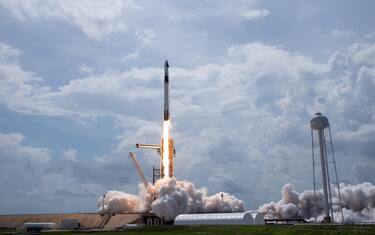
[250,211,264,225]
[174,212,264,225]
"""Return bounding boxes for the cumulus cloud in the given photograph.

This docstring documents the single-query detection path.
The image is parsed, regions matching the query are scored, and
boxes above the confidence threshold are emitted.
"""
[0,130,141,214]
[122,50,140,62]
[79,63,94,75]
[121,27,156,62]
[0,43,21,61]
[0,42,162,118]
[0,132,50,162]
[336,124,375,158]
[0,0,374,216]
[135,28,156,47]
[0,0,138,40]
[1,39,375,210]
[61,148,78,162]
[241,9,270,20]
[0,43,65,116]
[348,43,375,66]
[0,41,327,120]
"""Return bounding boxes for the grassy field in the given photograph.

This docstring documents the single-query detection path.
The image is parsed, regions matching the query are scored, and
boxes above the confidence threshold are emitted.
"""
[2,225,375,235]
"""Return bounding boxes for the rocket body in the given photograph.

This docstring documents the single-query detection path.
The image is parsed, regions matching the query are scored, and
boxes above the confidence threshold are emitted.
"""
[164,60,169,121]
[135,60,174,180]
[161,60,174,178]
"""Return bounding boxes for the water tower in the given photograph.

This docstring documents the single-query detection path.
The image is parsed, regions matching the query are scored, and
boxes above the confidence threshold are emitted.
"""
[310,113,343,223]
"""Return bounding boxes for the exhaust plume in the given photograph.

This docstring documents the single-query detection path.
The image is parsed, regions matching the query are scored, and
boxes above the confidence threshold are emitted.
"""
[98,177,245,220]
[259,183,375,223]
[162,120,170,178]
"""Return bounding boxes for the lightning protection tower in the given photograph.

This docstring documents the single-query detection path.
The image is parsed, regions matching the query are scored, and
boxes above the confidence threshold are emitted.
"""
[310,112,344,223]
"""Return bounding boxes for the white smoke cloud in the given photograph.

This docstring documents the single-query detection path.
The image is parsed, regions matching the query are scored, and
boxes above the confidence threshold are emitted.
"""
[98,177,245,221]
[99,190,143,214]
[259,183,375,223]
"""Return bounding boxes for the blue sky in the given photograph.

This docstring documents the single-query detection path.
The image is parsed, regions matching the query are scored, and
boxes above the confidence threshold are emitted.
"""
[0,0,374,214]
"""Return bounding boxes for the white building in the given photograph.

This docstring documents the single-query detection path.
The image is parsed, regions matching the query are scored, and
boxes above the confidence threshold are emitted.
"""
[24,222,55,232]
[250,211,265,225]
[174,211,264,225]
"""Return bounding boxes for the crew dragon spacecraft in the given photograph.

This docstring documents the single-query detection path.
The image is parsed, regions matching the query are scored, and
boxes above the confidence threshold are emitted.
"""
[135,60,175,179]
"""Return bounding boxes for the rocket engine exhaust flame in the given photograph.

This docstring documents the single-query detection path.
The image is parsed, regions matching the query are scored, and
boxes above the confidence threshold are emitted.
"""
[162,120,171,178]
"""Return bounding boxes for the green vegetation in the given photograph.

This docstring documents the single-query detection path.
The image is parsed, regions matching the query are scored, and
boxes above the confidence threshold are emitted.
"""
[0,229,18,235]
[31,225,375,235]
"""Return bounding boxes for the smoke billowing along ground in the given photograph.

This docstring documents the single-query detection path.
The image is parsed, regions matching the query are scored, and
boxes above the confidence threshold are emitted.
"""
[259,183,375,223]
[98,177,245,220]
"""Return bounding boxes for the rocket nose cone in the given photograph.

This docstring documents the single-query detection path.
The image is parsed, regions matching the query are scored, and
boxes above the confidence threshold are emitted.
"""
[164,60,169,68]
